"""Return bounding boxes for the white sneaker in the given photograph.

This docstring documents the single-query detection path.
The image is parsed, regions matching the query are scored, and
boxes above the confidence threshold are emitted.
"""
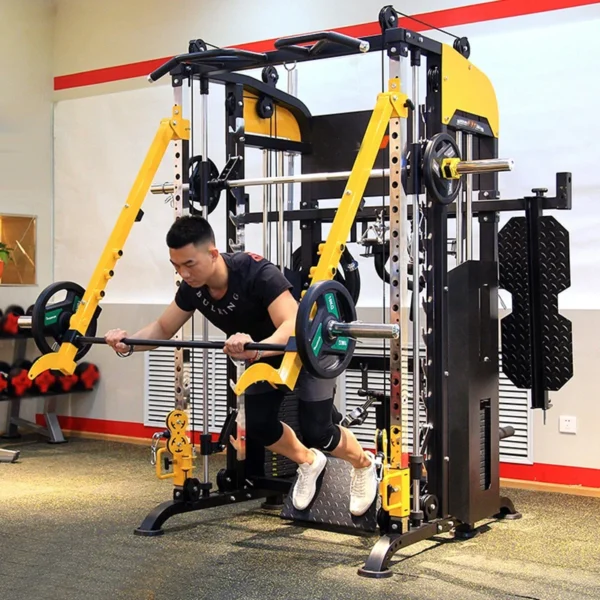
[350,452,378,516]
[292,449,327,511]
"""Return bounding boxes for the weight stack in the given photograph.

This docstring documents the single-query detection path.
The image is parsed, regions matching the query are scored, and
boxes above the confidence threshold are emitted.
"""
[264,391,301,478]
[447,260,501,526]
[498,201,574,410]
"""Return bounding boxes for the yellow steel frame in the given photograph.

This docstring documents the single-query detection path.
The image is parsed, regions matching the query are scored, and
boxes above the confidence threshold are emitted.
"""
[233,78,409,396]
[28,106,190,380]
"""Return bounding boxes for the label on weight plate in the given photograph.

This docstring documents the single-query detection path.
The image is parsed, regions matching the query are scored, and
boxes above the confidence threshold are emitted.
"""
[44,308,61,326]
[324,293,340,318]
[331,337,349,351]
[311,324,324,356]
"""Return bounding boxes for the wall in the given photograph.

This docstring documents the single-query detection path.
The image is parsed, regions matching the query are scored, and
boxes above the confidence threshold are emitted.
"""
[39,0,600,487]
[0,0,55,431]
[0,0,55,305]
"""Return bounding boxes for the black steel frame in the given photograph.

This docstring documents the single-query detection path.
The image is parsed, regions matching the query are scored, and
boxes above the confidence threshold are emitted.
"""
[136,6,573,578]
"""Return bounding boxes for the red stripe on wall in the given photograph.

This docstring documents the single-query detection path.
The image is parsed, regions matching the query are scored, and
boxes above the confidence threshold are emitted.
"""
[36,414,600,488]
[53,0,600,90]
[35,414,218,444]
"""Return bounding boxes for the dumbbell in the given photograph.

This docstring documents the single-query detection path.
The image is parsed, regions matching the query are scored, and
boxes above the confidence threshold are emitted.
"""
[74,362,100,391]
[6,359,34,397]
[50,370,79,393]
[23,358,58,394]
[0,305,25,336]
[0,361,10,395]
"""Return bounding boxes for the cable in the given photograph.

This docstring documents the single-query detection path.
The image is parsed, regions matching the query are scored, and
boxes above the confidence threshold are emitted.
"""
[190,77,196,448]
[392,7,460,40]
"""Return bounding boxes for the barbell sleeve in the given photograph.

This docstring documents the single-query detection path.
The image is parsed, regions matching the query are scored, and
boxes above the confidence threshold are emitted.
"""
[150,182,189,195]
[455,158,514,175]
[18,316,32,329]
[328,321,400,339]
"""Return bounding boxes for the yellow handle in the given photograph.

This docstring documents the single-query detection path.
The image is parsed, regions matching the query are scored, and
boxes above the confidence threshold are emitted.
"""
[155,447,175,480]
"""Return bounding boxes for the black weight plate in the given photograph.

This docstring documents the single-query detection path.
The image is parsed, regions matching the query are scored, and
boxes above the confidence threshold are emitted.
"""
[189,156,221,215]
[296,279,357,379]
[31,281,100,362]
[422,133,462,205]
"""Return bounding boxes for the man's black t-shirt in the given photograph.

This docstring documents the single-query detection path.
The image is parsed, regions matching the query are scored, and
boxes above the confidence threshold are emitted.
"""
[174,252,293,347]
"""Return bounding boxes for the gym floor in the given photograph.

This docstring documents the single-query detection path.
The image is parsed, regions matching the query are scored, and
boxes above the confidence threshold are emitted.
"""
[1,436,599,600]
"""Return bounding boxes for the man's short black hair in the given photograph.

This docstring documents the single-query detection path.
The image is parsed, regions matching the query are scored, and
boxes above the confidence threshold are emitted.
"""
[166,215,216,249]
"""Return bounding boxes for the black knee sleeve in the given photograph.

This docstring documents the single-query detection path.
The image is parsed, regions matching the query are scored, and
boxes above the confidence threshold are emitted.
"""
[299,398,342,452]
[245,390,285,447]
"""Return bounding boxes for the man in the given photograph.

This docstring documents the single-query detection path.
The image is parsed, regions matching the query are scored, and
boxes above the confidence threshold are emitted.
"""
[105,215,377,516]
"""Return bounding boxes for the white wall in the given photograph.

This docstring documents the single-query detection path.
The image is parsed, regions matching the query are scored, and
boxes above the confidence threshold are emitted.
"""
[44,0,600,479]
[0,0,54,307]
[0,0,54,432]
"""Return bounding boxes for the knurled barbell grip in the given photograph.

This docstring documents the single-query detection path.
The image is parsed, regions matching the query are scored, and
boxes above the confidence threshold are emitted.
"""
[77,336,288,352]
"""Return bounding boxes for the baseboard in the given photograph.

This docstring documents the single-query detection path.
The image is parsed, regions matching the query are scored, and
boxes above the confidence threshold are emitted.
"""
[500,478,600,498]
[29,414,600,491]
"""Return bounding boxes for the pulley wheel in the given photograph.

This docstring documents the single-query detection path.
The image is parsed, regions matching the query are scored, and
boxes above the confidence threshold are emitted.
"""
[296,279,357,379]
[422,133,462,205]
[31,281,101,361]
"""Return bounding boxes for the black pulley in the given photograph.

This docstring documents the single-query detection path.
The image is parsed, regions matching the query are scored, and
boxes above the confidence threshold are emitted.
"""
[422,133,462,205]
[296,279,356,379]
[189,156,221,215]
[256,95,274,119]
[31,281,101,362]
[261,66,279,86]
[379,5,399,31]
[453,36,471,59]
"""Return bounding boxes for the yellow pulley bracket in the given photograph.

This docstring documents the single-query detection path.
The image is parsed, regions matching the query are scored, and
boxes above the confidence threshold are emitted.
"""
[376,428,410,518]
[28,106,190,380]
[154,410,195,486]
[234,78,408,396]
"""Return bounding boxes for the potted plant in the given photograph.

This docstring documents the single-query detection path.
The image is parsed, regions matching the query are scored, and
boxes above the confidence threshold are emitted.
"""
[0,242,13,281]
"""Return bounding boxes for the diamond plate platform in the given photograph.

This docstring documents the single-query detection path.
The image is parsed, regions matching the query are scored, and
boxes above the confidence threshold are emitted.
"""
[281,456,378,532]
[498,214,573,393]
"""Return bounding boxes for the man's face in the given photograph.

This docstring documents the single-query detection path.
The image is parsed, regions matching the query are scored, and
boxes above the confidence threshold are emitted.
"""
[169,242,217,288]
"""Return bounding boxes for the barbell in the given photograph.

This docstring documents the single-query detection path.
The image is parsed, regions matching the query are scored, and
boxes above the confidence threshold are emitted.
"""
[19,279,398,380]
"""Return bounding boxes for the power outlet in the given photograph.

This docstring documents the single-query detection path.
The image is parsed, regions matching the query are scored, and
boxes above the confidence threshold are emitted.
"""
[559,415,577,434]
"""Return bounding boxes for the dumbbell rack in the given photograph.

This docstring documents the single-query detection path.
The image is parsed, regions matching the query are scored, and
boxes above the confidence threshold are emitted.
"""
[1,334,78,445]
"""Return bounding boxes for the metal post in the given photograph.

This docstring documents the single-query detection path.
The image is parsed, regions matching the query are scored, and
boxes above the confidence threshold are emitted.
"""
[465,134,474,260]
[277,151,285,272]
[388,55,410,507]
[410,59,423,524]
[262,149,270,259]
[200,83,210,486]
[286,64,298,268]
[455,131,463,265]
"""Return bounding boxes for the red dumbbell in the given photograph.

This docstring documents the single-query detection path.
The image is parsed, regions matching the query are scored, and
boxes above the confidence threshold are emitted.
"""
[75,362,101,391]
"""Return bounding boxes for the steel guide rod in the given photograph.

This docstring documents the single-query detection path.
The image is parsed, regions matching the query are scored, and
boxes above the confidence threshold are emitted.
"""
[465,134,474,260]
[410,58,422,523]
[199,82,211,486]
[455,131,463,265]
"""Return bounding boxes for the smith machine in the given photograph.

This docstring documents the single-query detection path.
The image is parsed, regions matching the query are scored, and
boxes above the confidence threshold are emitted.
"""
[24,6,574,578]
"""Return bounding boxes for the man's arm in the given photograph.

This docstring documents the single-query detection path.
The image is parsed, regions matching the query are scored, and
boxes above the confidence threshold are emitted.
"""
[105,300,194,354]
[259,289,299,356]
[222,289,298,360]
